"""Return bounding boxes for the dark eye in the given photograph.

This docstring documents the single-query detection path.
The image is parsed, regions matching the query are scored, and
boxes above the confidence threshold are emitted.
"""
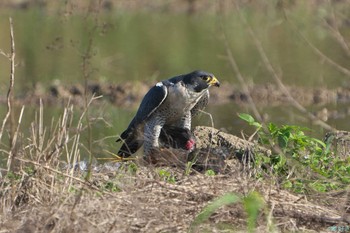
[200,75,209,81]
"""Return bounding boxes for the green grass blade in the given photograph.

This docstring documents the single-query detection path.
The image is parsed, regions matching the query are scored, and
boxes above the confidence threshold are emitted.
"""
[190,193,240,231]
[243,192,265,233]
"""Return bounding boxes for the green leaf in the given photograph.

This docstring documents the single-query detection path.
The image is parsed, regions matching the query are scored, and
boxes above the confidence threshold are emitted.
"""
[310,138,326,148]
[281,130,291,139]
[278,135,288,148]
[268,122,277,133]
[251,121,262,128]
[238,113,262,129]
[238,113,255,124]
[205,169,216,176]
[283,180,293,189]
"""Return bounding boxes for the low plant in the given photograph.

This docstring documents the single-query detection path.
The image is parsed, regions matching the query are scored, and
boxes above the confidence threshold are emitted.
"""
[239,113,350,193]
[157,168,176,184]
[204,169,216,176]
[104,181,122,192]
[185,161,195,176]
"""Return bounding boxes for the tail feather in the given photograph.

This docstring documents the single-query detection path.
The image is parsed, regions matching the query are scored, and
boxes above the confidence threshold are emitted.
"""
[117,127,143,158]
[118,140,143,158]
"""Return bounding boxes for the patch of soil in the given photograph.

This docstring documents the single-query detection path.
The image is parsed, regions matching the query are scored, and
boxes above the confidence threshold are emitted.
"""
[5,81,350,110]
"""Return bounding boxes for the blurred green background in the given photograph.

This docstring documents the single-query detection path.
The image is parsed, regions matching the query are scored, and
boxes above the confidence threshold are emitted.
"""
[0,0,349,158]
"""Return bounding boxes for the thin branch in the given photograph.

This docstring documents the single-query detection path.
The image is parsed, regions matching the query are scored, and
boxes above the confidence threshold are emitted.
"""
[325,0,350,57]
[218,16,263,123]
[0,49,8,57]
[324,20,350,57]
[0,17,16,146]
[198,110,214,128]
[235,4,336,132]
[81,0,103,181]
[282,7,350,77]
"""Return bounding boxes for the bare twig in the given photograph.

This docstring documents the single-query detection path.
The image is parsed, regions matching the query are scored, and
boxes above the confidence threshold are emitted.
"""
[282,7,350,77]
[0,17,16,157]
[219,6,284,155]
[198,110,214,128]
[325,20,350,57]
[0,49,8,57]
[324,0,350,57]
[235,3,336,131]
[219,17,263,123]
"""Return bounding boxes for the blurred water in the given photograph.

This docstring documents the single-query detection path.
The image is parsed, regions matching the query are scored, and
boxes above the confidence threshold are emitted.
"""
[0,4,349,88]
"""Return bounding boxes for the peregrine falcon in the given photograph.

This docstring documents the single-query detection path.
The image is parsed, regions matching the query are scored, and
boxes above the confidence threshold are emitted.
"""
[117,70,220,157]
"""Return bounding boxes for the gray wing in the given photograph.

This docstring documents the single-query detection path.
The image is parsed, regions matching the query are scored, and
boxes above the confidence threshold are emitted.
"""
[133,83,168,125]
[117,83,167,143]
[191,90,209,117]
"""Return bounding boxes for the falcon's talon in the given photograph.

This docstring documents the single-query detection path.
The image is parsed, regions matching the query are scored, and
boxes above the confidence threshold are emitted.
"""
[117,70,219,158]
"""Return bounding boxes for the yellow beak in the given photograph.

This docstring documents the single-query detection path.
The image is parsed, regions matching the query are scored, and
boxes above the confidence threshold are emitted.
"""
[208,76,220,87]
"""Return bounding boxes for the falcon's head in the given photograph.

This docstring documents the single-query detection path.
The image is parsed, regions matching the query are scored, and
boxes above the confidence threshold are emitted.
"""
[182,70,220,93]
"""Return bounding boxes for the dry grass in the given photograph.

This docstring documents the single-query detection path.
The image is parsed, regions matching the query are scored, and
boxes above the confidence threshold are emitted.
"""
[0,160,348,232]
[0,110,348,233]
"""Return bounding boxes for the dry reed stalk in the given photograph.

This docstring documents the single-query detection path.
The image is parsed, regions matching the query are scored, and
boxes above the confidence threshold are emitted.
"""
[64,95,101,188]
[0,94,107,212]
[14,157,108,194]
[29,99,45,163]
[6,106,25,171]
[0,18,15,137]
[81,1,104,181]
[14,94,99,191]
